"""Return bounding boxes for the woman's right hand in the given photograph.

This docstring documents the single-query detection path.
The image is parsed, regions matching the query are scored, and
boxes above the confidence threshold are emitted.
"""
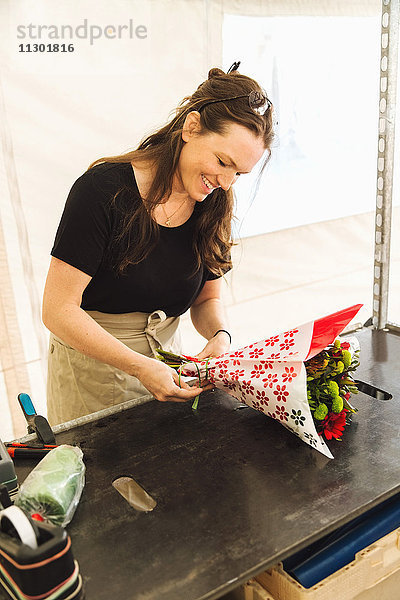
[134,357,204,403]
[43,259,203,404]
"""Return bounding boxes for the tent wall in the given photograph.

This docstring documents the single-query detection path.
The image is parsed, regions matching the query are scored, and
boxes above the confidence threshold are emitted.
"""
[0,0,384,438]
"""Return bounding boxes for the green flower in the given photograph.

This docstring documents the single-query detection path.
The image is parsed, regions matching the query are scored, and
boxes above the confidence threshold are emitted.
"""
[334,361,344,375]
[334,339,341,349]
[314,403,328,420]
[332,396,344,413]
[328,380,340,398]
[342,350,352,369]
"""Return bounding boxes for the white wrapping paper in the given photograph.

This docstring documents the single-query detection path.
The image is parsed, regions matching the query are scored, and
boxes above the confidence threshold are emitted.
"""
[181,304,363,458]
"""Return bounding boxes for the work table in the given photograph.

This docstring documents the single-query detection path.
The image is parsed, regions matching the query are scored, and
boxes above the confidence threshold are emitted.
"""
[4,327,400,600]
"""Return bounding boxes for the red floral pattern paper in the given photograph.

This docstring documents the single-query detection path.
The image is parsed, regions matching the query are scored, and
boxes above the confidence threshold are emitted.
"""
[182,304,362,459]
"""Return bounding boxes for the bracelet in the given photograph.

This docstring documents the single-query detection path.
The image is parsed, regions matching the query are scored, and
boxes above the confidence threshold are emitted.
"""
[212,329,232,344]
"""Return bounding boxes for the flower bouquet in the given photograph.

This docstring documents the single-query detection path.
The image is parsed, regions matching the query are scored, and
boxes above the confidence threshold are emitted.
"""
[157,304,363,458]
[306,339,360,442]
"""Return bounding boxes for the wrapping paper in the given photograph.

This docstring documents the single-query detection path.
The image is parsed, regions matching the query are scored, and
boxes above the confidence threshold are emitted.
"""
[15,445,85,526]
[182,304,363,459]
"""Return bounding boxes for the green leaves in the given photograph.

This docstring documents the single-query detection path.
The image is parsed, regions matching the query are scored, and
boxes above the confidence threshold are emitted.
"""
[156,348,188,366]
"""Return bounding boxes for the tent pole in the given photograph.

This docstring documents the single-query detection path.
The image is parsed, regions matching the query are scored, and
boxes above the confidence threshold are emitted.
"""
[373,0,399,329]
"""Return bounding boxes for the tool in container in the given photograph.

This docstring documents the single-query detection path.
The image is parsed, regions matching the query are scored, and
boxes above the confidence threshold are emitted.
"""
[6,446,54,459]
[0,440,18,504]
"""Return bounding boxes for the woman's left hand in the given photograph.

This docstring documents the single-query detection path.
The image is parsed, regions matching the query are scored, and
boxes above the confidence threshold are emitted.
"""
[195,332,231,361]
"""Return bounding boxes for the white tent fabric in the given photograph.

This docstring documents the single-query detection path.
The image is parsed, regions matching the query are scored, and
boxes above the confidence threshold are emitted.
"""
[0,0,389,439]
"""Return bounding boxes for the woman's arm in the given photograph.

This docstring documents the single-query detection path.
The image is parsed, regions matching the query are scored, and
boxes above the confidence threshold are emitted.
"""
[190,278,231,359]
[42,257,203,402]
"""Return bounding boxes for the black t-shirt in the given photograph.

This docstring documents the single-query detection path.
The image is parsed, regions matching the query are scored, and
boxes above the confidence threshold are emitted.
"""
[51,162,224,317]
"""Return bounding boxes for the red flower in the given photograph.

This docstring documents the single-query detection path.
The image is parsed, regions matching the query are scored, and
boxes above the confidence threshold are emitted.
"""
[282,366,297,383]
[224,381,237,391]
[215,359,230,370]
[219,369,229,383]
[230,350,244,366]
[275,405,289,421]
[341,341,350,350]
[252,400,264,413]
[249,347,264,359]
[256,389,270,405]
[284,329,299,338]
[250,364,265,378]
[241,380,255,396]
[280,338,295,351]
[260,360,274,370]
[273,384,289,402]
[265,335,279,347]
[319,409,348,440]
[230,369,245,381]
[262,373,279,389]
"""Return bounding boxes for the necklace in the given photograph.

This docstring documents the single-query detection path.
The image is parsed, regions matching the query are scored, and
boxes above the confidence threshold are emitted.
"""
[160,199,187,226]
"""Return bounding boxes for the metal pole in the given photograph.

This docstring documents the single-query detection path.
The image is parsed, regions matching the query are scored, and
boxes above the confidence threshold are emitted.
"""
[373,0,399,329]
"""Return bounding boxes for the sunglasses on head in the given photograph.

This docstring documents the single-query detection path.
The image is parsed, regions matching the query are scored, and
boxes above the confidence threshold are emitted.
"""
[200,90,272,116]
[200,61,272,117]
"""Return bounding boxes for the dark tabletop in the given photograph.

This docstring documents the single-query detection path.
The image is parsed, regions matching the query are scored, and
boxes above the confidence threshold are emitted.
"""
[6,328,400,600]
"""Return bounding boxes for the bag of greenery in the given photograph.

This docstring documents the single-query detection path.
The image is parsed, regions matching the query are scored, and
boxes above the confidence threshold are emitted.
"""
[15,445,85,527]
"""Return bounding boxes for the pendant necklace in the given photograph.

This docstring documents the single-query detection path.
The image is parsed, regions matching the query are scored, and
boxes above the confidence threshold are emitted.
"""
[161,199,187,226]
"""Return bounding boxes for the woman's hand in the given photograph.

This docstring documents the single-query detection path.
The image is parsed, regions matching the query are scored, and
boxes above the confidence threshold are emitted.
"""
[134,357,204,403]
[195,331,231,361]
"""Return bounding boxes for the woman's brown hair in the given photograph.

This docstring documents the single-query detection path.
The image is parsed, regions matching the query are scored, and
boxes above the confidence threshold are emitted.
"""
[88,66,274,276]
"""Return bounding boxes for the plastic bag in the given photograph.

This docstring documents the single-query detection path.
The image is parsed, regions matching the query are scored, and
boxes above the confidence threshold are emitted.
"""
[15,445,85,527]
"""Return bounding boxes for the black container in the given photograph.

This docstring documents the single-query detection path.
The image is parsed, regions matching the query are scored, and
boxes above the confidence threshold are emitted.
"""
[0,441,18,503]
[0,518,83,599]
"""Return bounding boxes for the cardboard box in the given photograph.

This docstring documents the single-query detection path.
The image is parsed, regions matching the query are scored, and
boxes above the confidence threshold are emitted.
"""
[228,578,276,600]
[254,527,400,600]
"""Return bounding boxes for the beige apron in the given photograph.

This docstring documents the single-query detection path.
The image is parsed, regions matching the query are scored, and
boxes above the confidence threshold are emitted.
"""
[47,310,181,426]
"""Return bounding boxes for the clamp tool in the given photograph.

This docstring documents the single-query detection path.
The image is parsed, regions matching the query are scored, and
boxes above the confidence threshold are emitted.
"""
[17,393,56,445]
[4,394,58,460]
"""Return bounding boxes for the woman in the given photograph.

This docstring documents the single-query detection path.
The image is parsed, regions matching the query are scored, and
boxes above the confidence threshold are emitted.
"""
[42,63,274,425]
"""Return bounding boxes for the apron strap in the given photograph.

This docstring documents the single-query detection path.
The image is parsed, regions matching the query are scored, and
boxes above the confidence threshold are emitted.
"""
[145,310,179,358]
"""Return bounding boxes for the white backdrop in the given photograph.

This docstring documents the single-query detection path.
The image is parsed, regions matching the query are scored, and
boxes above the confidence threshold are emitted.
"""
[0,0,387,438]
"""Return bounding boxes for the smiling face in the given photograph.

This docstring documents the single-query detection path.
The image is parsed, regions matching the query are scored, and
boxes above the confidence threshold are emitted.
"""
[174,112,266,202]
